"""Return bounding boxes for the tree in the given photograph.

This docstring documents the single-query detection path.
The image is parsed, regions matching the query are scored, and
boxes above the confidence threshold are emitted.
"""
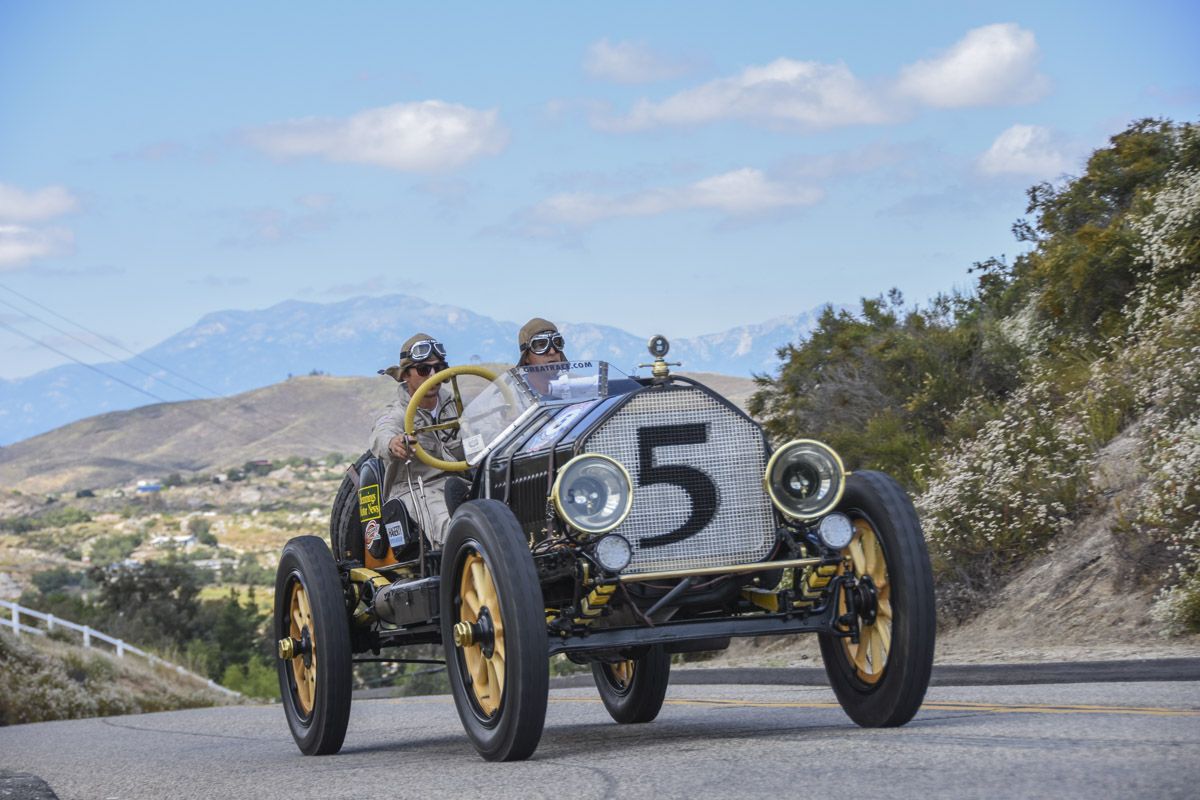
[1010,118,1200,338]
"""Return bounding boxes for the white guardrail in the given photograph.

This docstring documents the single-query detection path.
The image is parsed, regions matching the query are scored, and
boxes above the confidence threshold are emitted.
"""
[0,599,241,698]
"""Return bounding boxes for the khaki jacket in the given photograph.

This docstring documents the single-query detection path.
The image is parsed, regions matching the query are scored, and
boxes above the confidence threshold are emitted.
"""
[368,381,464,499]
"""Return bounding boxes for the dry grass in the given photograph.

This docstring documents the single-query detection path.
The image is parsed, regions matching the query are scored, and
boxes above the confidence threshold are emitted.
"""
[0,629,239,726]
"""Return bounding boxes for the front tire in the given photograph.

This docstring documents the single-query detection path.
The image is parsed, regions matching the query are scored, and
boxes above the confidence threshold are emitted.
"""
[591,644,670,724]
[818,471,935,727]
[275,536,353,755]
[441,500,549,761]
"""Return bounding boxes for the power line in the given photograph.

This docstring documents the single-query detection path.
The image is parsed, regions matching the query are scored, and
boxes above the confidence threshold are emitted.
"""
[0,318,175,407]
[0,295,211,404]
[0,281,227,398]
[0,319,291,442]
[0,284,297,432]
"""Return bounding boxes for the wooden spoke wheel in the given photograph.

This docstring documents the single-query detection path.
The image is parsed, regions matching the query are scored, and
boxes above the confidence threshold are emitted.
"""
[457,551,506,715]
[274,536,352,755]
[441,500,548,761]
[838,518,892,683]
[591,644,671,724]
[818,471,935,728]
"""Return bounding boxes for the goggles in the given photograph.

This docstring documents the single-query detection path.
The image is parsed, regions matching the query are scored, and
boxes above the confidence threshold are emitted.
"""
[522,332,565,355]
[409,362,448,378]
[401,339,447,363]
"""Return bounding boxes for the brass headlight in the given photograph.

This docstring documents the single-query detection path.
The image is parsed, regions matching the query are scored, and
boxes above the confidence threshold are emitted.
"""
[764,440,845,520]
[552,454,633,535]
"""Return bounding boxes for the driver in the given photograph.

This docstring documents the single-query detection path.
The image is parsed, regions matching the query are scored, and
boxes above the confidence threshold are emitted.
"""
[369,333,463,547]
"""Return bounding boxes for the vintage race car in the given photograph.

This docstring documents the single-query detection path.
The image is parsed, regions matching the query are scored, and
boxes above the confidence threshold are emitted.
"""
[273,336,935,761]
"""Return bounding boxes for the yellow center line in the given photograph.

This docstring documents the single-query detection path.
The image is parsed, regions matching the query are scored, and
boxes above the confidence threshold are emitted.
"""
[386,696,1199,716]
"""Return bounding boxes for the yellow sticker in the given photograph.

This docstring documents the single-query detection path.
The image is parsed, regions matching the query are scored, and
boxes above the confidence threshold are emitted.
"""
[358,485,381,521]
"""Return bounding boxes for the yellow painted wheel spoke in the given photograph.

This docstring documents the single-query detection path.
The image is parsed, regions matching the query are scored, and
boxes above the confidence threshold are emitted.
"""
[289,583,317,714]
[458,549,505,717]
[839,518,891,685]
[847,538,866,578]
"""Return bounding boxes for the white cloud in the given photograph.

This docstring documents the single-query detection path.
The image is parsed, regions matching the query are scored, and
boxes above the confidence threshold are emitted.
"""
[977,124,1071,177]
[0,225,75,270]
[244,101,509,173]
[583,38,698,84]
[600,58,893,132]
[525,168,822,231]
[895,23,1050,108]
[597,24,1051,133]
[0,182,78,223]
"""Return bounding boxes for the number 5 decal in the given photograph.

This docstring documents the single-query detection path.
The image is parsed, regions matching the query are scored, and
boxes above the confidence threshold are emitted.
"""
[637,423,718,548]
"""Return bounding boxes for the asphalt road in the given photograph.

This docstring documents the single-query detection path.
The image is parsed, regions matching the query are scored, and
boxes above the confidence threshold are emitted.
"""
[2,662,1198,800]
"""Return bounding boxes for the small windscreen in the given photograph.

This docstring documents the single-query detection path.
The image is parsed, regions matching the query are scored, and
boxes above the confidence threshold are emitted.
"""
[459,361,610,465]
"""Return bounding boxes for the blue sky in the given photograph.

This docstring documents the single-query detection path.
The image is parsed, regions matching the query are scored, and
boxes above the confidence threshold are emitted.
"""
[1,0,1197,380]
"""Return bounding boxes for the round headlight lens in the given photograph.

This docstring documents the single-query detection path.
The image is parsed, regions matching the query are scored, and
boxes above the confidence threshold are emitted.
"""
[552,454,633,535]
[817,512,855,550]
[593,533,632,573]
[764,440,845,520]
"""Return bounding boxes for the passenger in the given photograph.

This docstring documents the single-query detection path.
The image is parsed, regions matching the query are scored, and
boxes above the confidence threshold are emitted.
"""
[517,317,568,366]
[369,333,462,548]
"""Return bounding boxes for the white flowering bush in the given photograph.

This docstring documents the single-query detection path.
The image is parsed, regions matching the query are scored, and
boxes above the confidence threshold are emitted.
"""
[1114,212,1200,634]
[918,147,1200,628]
[916,374,1096,621]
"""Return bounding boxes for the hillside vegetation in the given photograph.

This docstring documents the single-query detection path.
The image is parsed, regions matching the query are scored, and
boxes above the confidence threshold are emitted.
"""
[0,629,236,725]
[752,117,1200,635]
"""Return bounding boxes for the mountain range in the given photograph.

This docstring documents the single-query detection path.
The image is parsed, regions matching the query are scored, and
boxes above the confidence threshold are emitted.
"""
[0,294,829,446]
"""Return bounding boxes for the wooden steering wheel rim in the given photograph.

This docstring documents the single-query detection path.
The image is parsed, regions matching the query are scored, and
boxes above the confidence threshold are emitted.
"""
[403,364,499,471]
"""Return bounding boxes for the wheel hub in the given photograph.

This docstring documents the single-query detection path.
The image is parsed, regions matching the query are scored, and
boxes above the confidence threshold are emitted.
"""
[854,575,879,626]
[277,630,313,664]
[454,607,496,658]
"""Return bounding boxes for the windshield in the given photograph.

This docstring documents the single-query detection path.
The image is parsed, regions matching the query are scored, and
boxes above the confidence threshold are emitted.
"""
[460,360,609,465]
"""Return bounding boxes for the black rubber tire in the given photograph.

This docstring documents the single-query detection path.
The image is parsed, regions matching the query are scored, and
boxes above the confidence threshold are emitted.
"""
[329,451,372,563]
[275,536,353,755]
[818,470,935,728]
[591,644,671,724]
[441,500,549,761]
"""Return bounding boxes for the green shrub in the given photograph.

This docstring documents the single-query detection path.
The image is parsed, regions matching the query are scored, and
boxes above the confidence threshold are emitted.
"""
[222,656,278,699]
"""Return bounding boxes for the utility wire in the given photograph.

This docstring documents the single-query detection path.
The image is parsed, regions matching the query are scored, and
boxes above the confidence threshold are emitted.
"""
[0,281,227,398]
[0,318,288,442]
[0,284,296,432]
[0,295,211,404]
[0,318,175,406]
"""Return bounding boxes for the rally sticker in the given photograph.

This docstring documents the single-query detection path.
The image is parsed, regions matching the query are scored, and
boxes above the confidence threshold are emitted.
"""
[462,433,485,461]
[358,486,381,521]
[385,520,408,547]
[364,519,381,547]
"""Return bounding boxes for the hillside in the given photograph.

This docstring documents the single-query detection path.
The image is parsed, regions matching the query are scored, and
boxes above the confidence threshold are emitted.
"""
[0,368,756,494]
[750,117,1200,638]
[0,629,238,725]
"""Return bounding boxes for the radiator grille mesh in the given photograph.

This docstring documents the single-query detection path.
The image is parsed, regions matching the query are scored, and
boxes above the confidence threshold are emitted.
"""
[584,388,775,574]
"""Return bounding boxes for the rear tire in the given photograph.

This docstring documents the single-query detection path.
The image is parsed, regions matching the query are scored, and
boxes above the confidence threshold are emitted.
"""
[818,471,935,727]
[330,451,372,563]
[591,644,670,724]
[275,536,353,755]
[441,500,549,761]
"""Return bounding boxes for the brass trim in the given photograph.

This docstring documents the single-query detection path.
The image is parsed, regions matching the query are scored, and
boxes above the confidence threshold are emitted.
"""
[618,556,823,583]
[763,439,846,521]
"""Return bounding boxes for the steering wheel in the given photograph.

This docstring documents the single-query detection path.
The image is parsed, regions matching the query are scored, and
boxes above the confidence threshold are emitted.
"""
[404,364,499,471]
